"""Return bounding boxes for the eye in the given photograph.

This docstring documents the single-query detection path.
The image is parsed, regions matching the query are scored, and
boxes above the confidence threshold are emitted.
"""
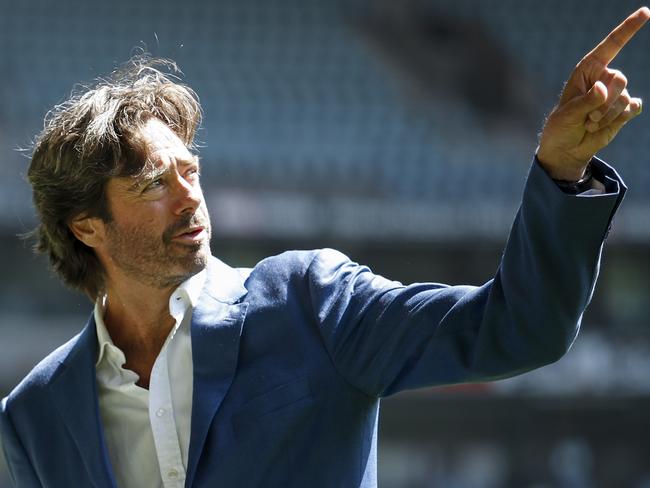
[143,177,164,192]
[185,167,200,182]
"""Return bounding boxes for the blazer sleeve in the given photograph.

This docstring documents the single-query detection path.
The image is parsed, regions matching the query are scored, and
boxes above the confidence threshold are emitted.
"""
[0,398,41,488]
[307,157,625,398]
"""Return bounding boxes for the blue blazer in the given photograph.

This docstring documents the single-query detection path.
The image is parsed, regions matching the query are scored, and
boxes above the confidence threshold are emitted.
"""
[0,159,625,487]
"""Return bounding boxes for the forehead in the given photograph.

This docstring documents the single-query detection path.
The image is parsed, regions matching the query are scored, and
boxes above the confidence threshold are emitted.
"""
[139,118,191,160]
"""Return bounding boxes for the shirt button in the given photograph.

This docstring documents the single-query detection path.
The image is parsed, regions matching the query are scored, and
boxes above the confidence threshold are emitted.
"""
[168,468,179,479]
[155,408,166,417]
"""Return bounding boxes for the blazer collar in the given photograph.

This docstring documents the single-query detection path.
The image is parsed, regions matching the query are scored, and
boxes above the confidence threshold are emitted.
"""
[185,256,249,487]
[49,317,117,488]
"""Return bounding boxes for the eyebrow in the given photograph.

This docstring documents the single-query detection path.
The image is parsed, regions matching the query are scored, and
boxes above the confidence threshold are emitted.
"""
[180,154,201,167]
[127,166,167,192]
[126,154,200,192]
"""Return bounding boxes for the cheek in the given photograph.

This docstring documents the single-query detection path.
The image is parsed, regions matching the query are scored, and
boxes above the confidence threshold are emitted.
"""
[115,201,168,230]
[107,214,165,246]
[198,199,211,220]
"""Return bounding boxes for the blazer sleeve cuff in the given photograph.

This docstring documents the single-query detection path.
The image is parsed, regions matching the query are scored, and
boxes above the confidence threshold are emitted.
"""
[529,155,626,242]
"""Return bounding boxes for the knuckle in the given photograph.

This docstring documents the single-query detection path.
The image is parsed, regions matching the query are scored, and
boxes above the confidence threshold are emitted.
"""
[620,92,631,105]
[612,70,628,87]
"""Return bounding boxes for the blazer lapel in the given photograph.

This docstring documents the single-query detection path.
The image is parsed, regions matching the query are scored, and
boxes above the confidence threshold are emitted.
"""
[49,319,116,488]
[185,257,249,487]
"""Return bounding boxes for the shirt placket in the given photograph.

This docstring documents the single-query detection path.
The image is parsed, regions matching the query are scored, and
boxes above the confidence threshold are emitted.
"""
[149,316,186,488]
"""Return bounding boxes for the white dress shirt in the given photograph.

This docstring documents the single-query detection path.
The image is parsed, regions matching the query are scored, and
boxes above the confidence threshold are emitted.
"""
[95,270,206,488]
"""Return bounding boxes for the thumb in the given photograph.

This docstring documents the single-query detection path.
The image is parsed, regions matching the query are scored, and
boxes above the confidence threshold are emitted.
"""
[560,80,608,122]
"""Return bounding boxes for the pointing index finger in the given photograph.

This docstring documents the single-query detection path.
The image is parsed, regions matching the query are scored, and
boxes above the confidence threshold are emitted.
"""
[588,7,650,65]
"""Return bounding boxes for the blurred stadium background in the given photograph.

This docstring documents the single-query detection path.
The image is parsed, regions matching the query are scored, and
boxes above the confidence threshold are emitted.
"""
[1,0,649,486]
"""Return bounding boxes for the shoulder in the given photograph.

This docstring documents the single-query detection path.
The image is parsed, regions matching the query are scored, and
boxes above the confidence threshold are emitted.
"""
[244,248,352,283]
[243,248,400,304]
[202,251,346,303]
[235,249,355,300]
[249,248,350,273]
[2,327,87,409]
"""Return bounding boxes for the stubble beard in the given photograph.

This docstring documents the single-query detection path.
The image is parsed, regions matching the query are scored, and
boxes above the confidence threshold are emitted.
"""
[104,208,212,290]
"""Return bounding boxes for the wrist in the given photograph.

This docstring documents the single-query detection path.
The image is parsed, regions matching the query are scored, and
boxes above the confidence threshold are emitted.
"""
[535,146,590,182]
[552,162,594,194]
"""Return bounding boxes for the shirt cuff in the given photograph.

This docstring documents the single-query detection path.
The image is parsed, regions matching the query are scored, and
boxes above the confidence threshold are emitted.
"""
[534,156,618,196]
[578,177,606,195]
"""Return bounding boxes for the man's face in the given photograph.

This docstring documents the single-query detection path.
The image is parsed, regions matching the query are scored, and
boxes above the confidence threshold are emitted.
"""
[99,118,211,289]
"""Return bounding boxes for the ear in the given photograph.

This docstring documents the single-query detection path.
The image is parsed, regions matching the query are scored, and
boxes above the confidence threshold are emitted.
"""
[69,215,106,248]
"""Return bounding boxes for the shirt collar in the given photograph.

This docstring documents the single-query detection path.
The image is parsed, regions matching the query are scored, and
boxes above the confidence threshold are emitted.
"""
[203,256,249,304]
[94,295,115,368]
[94,269,207,367]
[169,268,207,319]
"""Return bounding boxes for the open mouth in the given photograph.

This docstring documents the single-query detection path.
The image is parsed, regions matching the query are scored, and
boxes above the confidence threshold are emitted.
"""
[173,227,206,242]
[184,228,203,238]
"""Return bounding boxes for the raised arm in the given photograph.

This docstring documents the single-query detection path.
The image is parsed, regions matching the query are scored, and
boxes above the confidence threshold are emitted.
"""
[308,10,640,397]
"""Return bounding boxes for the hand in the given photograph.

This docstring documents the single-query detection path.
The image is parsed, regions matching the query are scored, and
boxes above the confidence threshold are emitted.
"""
[537,7,650,181]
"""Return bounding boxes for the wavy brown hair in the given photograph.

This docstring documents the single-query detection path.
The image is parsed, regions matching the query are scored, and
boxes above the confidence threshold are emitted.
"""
[27,55,202,300]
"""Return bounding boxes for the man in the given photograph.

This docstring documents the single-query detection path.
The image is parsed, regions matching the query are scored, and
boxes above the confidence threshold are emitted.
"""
[0,7,647,488]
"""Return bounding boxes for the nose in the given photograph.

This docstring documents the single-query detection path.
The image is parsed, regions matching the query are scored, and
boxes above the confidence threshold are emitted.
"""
[172,174,203,215]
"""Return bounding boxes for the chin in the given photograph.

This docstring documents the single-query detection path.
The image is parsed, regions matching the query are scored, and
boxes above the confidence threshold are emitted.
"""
[189,246,211,270]
[157,242,211,287]
[180,250,209,275]
[159,261,207,289]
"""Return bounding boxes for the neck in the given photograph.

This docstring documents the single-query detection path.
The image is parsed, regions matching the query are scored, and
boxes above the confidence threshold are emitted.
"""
[100,269,180,388]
